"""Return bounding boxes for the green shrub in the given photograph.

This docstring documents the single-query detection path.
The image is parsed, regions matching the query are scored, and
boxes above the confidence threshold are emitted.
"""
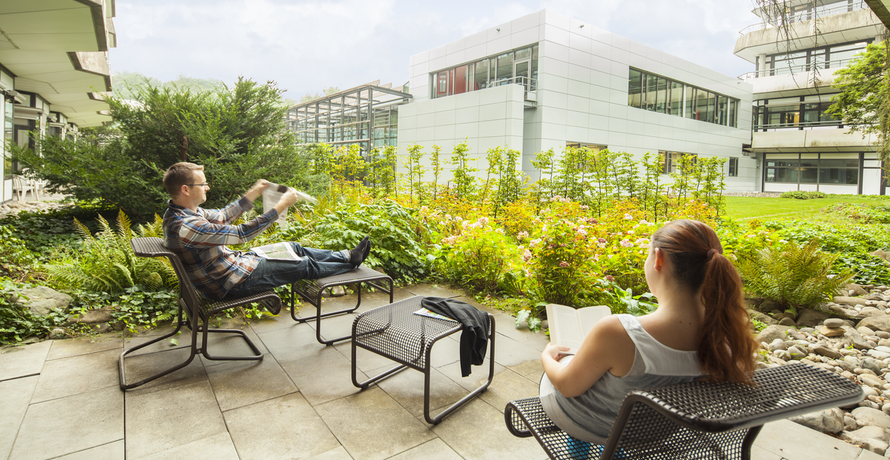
[768,220,890,254]
[308,200,429,283]
[0,279,64,344]
[780,191,827,199]
[44,210,177,293]
[737,239,854,313]
[0,201,116,256]
[434,217,521,292]
[832,253,890,285]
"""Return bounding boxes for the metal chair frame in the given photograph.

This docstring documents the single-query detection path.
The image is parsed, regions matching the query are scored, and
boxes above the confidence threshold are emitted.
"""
[119,237,282,390]
[505,362,865,460]
[289,266,393,345]
[351,296,496,424]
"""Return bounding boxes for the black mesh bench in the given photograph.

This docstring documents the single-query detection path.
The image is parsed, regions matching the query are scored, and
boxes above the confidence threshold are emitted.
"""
[290,266,393,345]
[505,362,864,459]
[351,295,496,424]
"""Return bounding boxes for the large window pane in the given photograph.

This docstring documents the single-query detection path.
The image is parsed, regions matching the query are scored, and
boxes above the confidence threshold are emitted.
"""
[645,74,658,111]
[669,82,683,116]
[628,69,643,108]
[729,99,738,127]
[436,71,449,98]
[655,77,667,113]
[474,59,490,90]
[716,95,727,125]
[453,65,468,95]
[496,53,513,83]
[685,86,695,119]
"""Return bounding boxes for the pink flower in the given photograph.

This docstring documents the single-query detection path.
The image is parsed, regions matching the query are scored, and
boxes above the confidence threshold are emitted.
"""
[606,275,615,282]
[580,205,589,211]
[522,249,532,262]
[624,214,633,220]
[597,238,607,244]
[620,239,633,248]
[577,227,587,237]
[635,238,650,248]
[559,261,569,268]
[518,231,529,240]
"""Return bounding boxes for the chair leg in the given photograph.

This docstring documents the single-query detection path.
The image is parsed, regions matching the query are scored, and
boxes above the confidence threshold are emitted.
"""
[198,321,264,361]
[424,315,496,424]
[119,317,198,390]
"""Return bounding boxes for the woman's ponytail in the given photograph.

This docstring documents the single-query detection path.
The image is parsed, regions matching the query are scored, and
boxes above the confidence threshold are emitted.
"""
[698,253,757,384]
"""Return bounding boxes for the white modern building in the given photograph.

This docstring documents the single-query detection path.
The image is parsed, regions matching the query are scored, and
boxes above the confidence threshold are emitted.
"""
[398,9,756,191]
[288,9,757,192]
[0,0,116,203]
[735,0,886,195]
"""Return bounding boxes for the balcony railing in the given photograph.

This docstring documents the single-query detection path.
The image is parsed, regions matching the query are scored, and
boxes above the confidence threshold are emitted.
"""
[478,76,537,101]
[739,1,867,35]
[737,58,853,81]
[753,120,845,131]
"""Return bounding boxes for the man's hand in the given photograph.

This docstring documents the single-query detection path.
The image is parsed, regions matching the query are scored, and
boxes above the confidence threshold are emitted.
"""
[273,188,299,215]
[244,179,272,202]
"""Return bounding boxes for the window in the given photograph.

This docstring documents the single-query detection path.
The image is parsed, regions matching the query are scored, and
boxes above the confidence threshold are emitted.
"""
[764,156,859,184]
[628,68,739,126]
[659,151,697,174]
[754,94,841,130]
[431,45,537,99]
[728,158,739,177]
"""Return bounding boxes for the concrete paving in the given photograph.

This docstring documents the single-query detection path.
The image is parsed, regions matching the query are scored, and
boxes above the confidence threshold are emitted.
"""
[0,284,883,460]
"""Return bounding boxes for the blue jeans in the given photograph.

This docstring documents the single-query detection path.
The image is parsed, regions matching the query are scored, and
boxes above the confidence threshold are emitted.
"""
[225,242,353,298]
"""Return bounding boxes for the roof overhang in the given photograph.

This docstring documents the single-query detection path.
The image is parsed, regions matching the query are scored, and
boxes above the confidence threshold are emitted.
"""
[0,1,116,127]
[865,0,890,29]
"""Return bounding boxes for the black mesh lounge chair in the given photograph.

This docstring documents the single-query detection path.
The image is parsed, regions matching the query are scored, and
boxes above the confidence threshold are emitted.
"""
[119,237,282,390]
[505,362,864,460]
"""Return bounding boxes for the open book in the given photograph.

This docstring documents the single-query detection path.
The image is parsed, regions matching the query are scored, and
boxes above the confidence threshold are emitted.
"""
[546,303,612,354]
[251,242,302,261]
[262,183,318,231]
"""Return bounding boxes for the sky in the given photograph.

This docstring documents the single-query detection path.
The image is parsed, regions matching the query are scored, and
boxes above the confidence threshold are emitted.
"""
[109,0,759,101]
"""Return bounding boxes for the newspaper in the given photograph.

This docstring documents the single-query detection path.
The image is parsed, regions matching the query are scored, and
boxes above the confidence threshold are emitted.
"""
[262,183,318,231]
[251,242,302,261]
[413,308,458,322]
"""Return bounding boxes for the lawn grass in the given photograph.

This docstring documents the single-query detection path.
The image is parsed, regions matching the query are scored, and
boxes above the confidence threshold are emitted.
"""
[724,195,890,222]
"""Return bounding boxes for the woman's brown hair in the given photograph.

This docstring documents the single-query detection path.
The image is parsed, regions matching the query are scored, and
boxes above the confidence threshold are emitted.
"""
[651,219,758,384]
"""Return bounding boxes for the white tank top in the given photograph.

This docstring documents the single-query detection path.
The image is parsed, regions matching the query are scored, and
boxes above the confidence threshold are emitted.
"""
[539,314,702,443]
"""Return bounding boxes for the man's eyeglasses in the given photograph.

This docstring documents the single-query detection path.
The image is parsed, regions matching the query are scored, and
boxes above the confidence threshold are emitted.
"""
[186,183,209,188]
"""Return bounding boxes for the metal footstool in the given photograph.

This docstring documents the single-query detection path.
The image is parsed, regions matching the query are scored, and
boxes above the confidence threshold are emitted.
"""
[351,296,496,424]
[290,266,393,345]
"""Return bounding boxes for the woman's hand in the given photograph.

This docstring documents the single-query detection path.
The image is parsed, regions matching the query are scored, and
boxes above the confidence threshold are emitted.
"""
[542,342,572,363]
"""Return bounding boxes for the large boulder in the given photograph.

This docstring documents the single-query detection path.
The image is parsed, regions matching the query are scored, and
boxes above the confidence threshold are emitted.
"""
[796,308,831,328]
[858,316,890,333]
[754,325,794,344]
[13,286,72,316]
[790,407,844,434]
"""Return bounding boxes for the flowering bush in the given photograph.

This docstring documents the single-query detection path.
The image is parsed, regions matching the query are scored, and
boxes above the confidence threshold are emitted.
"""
[434,216,522,293]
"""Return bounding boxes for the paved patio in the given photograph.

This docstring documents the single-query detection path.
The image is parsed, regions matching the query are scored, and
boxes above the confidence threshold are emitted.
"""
[0,283,883,460]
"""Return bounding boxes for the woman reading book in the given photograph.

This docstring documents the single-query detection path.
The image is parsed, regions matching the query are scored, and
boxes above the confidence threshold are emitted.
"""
[539,219,758,451]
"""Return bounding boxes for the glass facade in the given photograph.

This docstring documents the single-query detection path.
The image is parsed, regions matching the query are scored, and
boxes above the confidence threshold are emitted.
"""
[431,44,538,99]
[761,39,869,76]
[753,94,840,130]
[285,84,412,151]
[659,151,697,174]
[764,154,859,185]
[628,68,739,127]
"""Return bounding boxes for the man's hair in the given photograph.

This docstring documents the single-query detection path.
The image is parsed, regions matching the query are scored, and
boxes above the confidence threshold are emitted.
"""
[163,162,204,196]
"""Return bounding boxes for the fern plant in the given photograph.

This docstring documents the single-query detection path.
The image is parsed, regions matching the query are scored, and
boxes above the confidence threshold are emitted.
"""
[45,210,177,293]
[736,239,853,315]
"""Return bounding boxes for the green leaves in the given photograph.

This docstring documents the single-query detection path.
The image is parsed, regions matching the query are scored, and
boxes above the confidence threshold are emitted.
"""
[737,239,854,312]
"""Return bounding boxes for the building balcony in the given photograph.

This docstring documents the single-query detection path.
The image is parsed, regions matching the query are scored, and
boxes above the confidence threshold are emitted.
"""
[735,7,883,63]
[752,124,876,152]
[737,59,849,97]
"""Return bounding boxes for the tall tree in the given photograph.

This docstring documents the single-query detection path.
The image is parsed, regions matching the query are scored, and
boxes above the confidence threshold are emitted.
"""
[826,39,890,171]
[12,77,319,220]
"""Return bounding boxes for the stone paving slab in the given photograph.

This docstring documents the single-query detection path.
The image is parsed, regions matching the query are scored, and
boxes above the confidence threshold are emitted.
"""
[0,284,884,460]
[9,386,123,460]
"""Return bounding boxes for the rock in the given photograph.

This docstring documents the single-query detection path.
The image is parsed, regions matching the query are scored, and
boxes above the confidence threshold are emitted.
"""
[859,317,890,333]
[825,318,848,328]
[767,339,787,352]
[836,296,870,306]
[68,306,114,325]
[863,357,885,375]
[820,326,846,337]
[878,331,890,339]
[868,349,890,360]
[860,307,886,317]
[845,415,858,430]
[861,374,888,389]
[750,311,778,325]
[790,407,844,434]
[852,407,890,431]
[871,249,890,263]
[814,345,842,359]
[48,328,67,340]
[848,283,870,296]
[14,286,72,316]
[860,326,877,336]
[778,317,796,326]
[854,337,875,350]
[787,346,807,360]
[788,329,807,340]
[755,325,794,344]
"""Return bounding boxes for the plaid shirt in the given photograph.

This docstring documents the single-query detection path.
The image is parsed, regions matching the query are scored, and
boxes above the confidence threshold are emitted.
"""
[163,197,278,300]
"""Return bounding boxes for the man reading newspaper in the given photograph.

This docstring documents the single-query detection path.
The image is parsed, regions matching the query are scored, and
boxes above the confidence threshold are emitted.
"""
[162,162,370,308]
